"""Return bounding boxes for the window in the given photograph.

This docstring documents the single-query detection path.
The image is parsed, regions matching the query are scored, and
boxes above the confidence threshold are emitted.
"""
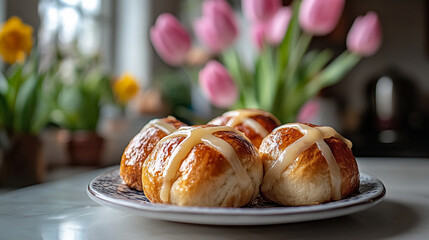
[38,0,109,57]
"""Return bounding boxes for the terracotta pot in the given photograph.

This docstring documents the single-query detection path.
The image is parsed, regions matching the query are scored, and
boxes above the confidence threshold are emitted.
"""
[60,130,104,166]
[0,134,45,188]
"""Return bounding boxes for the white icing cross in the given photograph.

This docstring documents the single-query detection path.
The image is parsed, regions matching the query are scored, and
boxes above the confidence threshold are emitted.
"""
[157,126,251,203]
[221,109,280,137]
[262,123,352,200]
[143,118,177,135]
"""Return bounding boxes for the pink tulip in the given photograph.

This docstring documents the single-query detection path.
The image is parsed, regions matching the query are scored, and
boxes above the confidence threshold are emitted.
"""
[299,0,345,36]
[202,0,232,16]
[194,0,238,53]
[347,12,382,56]
[265,7,292,45]
[242,0,281,22]
[150,13,191,66]
[250,23,266,50]
[199,60,238,108]
[297,99,319,123]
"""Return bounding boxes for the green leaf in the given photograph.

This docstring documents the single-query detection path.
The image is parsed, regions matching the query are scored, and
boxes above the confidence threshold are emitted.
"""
[222,50,245,106]
[277,32,313,121]
[277,0,301,77]
[255,46,275,110]
[30,93,53,134]
[305,49,334,79]
[320,52,360,86]
[305,51,361,99]
[13,74,43,133]
[300,50,318,67]
[79,87,100,130]
[6,64,23,87]
[299,49,333,85]
[253,56,261,102]
[222,50,258,108]
[0,72,9,127]
[56,86,81,130]
[5,64,23,110]
[55,85,100,131]
[0,71,8,94]
[51,109,72,129]
[283,32,312,89]
[83,68,103,92]
[295,50,316,82]
[0,91,9,127]
[272,0,301,118]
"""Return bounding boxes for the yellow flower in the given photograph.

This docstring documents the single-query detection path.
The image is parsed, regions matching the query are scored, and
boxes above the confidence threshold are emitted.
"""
[0,16,33,64]
[114,73,140,103]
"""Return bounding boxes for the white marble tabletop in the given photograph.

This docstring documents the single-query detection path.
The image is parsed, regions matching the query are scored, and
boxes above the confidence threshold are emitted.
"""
[0,157,428,240]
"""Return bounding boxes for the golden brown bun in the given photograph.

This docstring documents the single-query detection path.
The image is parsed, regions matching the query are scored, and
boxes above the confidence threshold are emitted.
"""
[259,123,359,206]
[208,109,280,149]
[120,116,186,191]
[142,125,262,207]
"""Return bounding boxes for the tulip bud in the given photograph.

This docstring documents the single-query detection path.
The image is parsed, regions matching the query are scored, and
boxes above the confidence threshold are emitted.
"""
[299,0,345,36]
[194,0,238,53]
[150,13,191,66]
[202,0,232,16]
[242,0,281,22]
[347,12,382,56]
[265,7,292,45]
[297,99,319,123]
[250,23,266,50]
[199,60,238,108]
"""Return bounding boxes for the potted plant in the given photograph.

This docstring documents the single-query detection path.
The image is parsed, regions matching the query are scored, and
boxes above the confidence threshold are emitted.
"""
[0,17,52,187]
[50,51,114,166]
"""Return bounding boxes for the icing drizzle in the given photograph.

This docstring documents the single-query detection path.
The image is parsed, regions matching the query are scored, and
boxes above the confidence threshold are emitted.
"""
[143,118,177,135]
[222,109,280,137]
[158,126,251,203]
[125,118,177,166]
[261,123,352,200]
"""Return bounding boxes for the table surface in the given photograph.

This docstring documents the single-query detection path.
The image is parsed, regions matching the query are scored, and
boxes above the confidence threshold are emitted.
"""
[1,157,428,240]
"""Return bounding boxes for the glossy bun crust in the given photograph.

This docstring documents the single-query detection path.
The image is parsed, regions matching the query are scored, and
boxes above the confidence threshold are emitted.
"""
[142,125,263,207]
[208,109,280,149]
[259,123,359,206]
[120,117,186,191]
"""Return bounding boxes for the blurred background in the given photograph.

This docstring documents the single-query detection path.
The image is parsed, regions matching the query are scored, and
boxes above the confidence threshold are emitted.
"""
[0,0,428,191]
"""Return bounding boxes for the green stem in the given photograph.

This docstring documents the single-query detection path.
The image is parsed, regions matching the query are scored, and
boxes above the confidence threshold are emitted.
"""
[277,0,302,77]
[271,0,301,118]
[275,32,312,122]
[305,51,361,98]
[222,50,259,109]
[278,51,360,123]
[257,45,275,111]
[284,32,313,88]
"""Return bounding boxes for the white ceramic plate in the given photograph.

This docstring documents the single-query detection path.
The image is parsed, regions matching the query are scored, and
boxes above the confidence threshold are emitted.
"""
[87,168,385,226]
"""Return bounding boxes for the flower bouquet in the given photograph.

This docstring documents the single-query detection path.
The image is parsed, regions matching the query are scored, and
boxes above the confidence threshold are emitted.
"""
[150,0,382,123]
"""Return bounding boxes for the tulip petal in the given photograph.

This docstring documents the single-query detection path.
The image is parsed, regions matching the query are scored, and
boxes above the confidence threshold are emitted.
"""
[242,0,281,22]
[199,60,238,108]
[194,0,238,53]
[346,12,382,56]
[150,13,191,66]
[265,7,292,45]
[251,23,266,50]
[299,0,345,36]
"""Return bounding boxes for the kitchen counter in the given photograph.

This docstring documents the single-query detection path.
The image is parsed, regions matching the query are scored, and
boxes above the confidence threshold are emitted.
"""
[0,157,428,239]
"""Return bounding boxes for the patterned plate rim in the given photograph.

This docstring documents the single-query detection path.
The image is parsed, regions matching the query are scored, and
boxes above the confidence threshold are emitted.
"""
[87,167,386,217]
